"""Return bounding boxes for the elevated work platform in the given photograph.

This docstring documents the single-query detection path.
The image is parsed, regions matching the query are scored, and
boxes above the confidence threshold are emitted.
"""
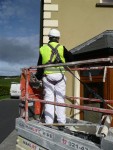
[16,58,113,149]
[16,117,113,150]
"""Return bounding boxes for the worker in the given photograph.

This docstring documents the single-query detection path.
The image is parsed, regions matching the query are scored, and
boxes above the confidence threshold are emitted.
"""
[36,28,74,125]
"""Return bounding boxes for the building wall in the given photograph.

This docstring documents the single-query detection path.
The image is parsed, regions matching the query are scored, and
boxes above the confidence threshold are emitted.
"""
[50,0,113,49]
[40,0,113,118]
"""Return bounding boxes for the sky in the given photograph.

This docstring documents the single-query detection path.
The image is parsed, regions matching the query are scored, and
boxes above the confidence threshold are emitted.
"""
[0,0,40,76]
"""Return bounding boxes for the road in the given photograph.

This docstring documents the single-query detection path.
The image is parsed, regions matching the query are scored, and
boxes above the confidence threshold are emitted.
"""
[0,99,20,144]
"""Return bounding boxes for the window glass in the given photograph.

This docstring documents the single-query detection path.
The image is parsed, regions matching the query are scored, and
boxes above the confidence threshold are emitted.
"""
[80,70,104,77]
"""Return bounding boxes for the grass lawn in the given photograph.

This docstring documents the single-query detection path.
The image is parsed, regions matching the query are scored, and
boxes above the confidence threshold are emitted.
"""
[0,95,10,100]
[0,77,20,86]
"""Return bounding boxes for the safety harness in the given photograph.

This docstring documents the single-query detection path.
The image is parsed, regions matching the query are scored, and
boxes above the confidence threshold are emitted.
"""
[47,44,105,106]
[44,43,64,85]
[47,43,61,63]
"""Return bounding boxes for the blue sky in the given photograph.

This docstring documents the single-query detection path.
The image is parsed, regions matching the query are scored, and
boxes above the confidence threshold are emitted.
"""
[0,0,40,76]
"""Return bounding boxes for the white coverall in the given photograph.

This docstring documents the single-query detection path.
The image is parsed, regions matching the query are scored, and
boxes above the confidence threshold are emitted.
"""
[43,73,66,124]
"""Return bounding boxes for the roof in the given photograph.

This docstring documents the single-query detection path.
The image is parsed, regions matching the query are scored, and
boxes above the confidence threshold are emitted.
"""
[70,30,113,55]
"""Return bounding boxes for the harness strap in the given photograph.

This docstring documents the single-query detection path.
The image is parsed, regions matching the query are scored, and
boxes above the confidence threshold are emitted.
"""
[48,43,62,63]
[44,74,64,85]
[44,43,64,85]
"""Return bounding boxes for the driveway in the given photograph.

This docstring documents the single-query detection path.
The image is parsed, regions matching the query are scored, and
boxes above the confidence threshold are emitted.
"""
[0,99,20,149]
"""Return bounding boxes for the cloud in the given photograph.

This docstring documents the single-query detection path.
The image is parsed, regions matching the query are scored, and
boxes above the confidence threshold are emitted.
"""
[0,0,40,76]
[0,35,39,76]
[0,61,23,76]
[0,0,40,37]
[0,0,40,22]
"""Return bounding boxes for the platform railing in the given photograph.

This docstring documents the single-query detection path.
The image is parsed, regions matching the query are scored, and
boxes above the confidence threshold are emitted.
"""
[20,57,113,121]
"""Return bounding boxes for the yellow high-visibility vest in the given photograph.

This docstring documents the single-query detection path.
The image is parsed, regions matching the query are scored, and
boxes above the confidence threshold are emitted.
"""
[40,42,65,74]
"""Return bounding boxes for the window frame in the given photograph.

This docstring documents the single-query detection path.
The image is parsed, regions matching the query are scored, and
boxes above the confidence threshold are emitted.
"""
[100,0,113,3]
[96,0,113,7]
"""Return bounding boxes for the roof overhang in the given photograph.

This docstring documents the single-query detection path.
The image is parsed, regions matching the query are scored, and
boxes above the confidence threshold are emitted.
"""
[71,30,113,56]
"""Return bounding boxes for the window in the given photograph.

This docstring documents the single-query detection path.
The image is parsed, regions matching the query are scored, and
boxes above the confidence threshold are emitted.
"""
[96,0,113,7]
[80,70,104,77]
[100,0,113,3]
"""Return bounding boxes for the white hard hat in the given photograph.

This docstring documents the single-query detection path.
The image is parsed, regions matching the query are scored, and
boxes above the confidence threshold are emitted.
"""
[48,29,60,37]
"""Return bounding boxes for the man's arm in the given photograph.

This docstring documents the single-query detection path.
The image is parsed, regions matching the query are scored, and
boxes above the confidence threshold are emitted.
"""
[35,54,44,80]
[37,53,42,65]
[63,46,74,62]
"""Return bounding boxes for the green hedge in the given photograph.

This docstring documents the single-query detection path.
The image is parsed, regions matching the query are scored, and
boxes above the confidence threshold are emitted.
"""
[0,86,10,96]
